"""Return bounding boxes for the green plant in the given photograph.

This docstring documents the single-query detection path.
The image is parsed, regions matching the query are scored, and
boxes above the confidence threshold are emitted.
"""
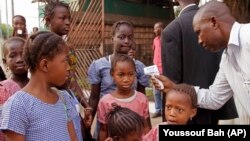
[0,24,13,39]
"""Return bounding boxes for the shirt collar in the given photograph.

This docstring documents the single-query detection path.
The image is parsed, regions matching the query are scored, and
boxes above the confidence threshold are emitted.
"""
[178,4,196,17]
[228,22,241,47]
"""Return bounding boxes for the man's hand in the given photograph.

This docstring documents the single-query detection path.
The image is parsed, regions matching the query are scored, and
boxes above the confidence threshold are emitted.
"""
[151,75,176,93]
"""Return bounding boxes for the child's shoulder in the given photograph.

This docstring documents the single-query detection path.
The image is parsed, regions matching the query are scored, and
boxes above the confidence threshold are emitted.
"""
[2,90,32,109]
[91,56,108,64]
[135,91,148,100]
[99,93,113,101]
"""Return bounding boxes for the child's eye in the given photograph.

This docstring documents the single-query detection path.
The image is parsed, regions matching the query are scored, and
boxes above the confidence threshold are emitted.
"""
[117,73,124,77]
[176,107,184,113]
[118,35,125,40]
[166,105,172,110]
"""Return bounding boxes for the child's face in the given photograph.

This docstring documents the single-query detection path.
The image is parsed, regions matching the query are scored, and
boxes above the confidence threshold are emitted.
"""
[165,91,197,125]
[3,41,27,75]
[112,61,135,91]
[46,47,70,86]
[49,6,71,36]
[12,17,26,35]
[128,49,136,59]
[112,24,133,54]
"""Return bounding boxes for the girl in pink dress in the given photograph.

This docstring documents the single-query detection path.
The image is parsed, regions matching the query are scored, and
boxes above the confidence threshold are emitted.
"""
[143,83,198,141]
[97,54,151,141]
[0,37,28,140]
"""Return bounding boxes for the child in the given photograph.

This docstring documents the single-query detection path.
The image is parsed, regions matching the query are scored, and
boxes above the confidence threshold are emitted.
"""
[0,37,28,141]
[12,15,28,39]
[0,37,28,101]
[105,104,145,141]
[44,0,92,110]
[88,20,150,140]
[143,83,198,141]
[97,54,151,141]
[43,1,93,139]
[0,31,77,141]
[43,1,71,37]
[88,20,149,119]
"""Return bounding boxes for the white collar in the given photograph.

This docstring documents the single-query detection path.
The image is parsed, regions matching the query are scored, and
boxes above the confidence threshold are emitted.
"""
[228,22,241,47]
[178,4,196,17]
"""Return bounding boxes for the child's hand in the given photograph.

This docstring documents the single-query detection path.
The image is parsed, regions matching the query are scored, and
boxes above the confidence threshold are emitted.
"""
[84,107,93,128]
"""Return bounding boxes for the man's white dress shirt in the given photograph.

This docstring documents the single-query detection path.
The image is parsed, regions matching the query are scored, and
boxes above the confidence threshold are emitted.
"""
[197,22,250,123]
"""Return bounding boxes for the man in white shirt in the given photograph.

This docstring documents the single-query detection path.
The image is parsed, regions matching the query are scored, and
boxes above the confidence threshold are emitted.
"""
[154,1,250,124]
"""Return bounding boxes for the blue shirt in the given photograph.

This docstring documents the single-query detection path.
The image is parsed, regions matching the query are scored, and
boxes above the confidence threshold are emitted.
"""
[88,56,149,97]
[63,89,83,141]
[0,90,73,141]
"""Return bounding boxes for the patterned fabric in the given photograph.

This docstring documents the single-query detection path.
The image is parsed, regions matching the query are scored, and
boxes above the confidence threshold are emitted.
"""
[88,56,149,97]
[0,79,21,141]
[63,90,83,141]
[0,90,73,141]
[0,79,21,104]
[97,91,149,124]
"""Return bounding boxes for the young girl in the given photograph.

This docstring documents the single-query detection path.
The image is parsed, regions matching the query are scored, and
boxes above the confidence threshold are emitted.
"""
[97,54,151,141]
[43,1,93,139]
[44,0,92,111]
[0,37,28,102]
[105,104,145,141]
[88,21,149,135]
[12,15,28,39]
[0,31,77,141]
[143,83,198,141]
[0,37,28,141]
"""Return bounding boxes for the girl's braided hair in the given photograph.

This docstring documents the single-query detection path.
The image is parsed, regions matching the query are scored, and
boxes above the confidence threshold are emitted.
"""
[23,31,67,72]
[106,103,144,140]
[111,20,134,37]
[169,83,198,108]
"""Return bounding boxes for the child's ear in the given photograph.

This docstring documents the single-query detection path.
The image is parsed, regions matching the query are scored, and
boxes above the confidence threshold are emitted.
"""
[39,59,49,72]
[45,17,51,26]
[190,108,197,120]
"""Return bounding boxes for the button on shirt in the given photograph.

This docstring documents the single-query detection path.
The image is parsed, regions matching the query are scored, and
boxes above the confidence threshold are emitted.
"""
[197,22,250,117]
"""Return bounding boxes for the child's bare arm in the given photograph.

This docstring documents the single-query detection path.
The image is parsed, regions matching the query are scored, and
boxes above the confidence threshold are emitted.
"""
[89,84,101,118]
[68,120,78,141]
[4,130,25,141]
[99,123,108,141]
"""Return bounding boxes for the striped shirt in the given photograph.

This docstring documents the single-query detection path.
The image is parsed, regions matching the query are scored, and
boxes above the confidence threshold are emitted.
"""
[0,90,73,141]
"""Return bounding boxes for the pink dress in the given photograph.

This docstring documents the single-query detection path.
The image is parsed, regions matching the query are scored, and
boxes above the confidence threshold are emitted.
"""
[143,122,168,141]
[97,91,149,124]
[0,79,21,104]
[0,79,21,141]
